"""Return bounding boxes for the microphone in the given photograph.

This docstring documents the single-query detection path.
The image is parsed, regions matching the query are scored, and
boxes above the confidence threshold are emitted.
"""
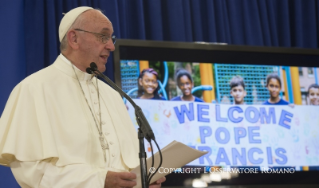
[87,62,155,142]
[86,67,93,74]
[90,62,98,71]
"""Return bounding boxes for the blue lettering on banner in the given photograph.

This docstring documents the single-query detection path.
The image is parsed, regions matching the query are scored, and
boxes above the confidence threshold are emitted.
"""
[130,101,299,167]
[215,127,230,144]
[215,148,231,165]
[278,110,293,129]
[248,148,263,164]
[260,107,276,124]
[267,147,273,164]
[193,145,287,166]
[216,105,227,122]
[232,148,247,165]
[228,106,243,123]
[173,103,194,124]
[245,106,260,123]
[198,146,213,165]
[275,148,287,164]
[197,104,210,122]
[199,126,212,144]
[248,126,261,143]
[234,127,247,144]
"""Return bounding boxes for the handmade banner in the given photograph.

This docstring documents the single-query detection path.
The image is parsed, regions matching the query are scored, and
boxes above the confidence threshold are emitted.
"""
[126,100,319,167]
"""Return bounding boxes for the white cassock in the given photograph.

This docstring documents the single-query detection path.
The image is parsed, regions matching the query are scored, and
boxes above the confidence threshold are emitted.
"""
[0,54,139,188]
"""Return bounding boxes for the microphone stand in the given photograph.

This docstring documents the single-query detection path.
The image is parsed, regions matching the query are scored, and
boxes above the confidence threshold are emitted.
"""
[138,128,148,188]
[86,63,154,188]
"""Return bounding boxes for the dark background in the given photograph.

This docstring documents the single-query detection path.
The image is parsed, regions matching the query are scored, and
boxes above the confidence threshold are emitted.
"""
[1,0,319,187]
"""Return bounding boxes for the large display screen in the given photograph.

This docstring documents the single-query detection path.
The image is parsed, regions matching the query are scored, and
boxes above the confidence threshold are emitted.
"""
[113,40,319,185]
[122,60,319,170]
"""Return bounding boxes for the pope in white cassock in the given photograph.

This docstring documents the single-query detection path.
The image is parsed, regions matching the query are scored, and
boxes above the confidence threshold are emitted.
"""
[0,6,165,188]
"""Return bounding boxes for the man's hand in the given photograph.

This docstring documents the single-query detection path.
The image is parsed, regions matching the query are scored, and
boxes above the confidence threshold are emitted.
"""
[149,177,166,188]
[104,171,137,188]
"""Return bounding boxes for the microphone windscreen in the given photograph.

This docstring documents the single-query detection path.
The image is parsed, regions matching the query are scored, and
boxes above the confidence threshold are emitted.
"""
[90,62,98,71]
[86,68,93,74]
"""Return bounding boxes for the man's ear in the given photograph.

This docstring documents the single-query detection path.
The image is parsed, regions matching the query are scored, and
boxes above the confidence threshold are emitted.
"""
[243,90,247,97]
[67,30,79,50]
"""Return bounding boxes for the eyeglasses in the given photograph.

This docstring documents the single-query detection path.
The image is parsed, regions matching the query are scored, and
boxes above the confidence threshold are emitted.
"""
[74,29,116,44]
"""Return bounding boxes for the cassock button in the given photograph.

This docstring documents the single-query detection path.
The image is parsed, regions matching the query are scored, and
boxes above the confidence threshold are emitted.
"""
[94,101,98,105]
[102,121,106,125]
[112,154,115,157]
[91,90,94,93]
[110,142,113,145]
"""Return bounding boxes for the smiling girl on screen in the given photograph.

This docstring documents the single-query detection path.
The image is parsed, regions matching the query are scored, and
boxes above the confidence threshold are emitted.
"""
[137,68,165,100]
[263,73,290,105]
[171,69,204,102]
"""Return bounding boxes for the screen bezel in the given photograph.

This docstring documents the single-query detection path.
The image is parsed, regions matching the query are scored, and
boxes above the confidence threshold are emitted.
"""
[113,39,319,186]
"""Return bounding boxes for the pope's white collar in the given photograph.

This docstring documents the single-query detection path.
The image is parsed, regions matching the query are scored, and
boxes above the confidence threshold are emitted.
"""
[59,53,93,81]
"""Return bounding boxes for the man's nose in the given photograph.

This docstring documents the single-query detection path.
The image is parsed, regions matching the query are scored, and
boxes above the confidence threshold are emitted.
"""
[105,40,115,51]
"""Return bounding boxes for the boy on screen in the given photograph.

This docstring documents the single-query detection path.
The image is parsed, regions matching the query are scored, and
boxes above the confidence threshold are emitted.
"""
[308,83,319,105]
[230,76,246,105]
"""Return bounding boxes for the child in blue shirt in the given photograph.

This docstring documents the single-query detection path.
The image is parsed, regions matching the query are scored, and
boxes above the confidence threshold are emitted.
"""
[263,73,289,105]
[170,69,204,102]
[230,76,247,105]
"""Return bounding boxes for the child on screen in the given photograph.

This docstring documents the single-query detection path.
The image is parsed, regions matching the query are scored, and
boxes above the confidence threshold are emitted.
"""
[171,69,204,102]
[137,68,165,100]
[263,73,289,105]
[230,76,247,105]
[307,84,319,105]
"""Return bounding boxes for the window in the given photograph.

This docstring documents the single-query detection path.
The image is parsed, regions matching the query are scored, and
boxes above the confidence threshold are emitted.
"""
[298,67,303,76]
[308,67,314,77]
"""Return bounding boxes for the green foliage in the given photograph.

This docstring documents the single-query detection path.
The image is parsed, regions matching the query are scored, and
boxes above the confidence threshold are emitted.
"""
[166,62,175,80]
[192,64,203,98]
[149,61,162,81]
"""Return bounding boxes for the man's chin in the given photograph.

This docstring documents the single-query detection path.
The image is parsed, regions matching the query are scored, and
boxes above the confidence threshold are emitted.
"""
[98,65,106,73]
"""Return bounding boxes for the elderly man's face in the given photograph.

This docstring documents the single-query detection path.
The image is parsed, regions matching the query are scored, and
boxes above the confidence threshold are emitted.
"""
[76,11,115,73]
